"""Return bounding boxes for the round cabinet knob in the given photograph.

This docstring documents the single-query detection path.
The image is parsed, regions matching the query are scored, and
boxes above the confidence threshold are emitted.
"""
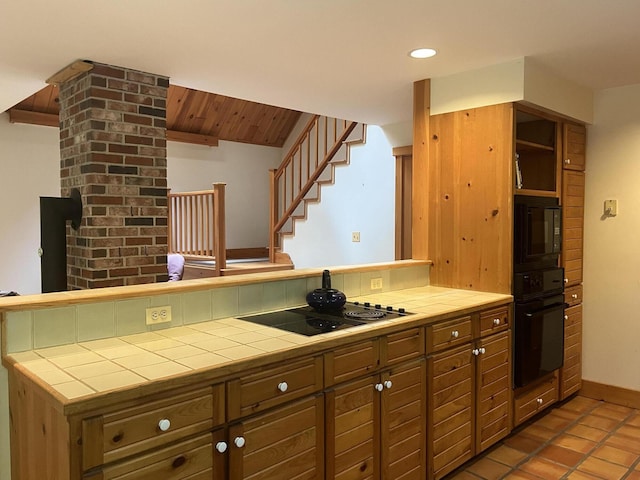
[565,158,571,165]
[564,278,569,284]
[564,315,569,320]
[234,436,246,448]
[158,419,171,432]
[493,318,501,326]
[537,398,544,405]
[572,294,578,299]
[479,347,486,354]
[277,382,288,393]
[215,441,228,453]
[383,380,393,389]
[472,348,480,356]
[375,383,384,392]
[451,330,459,339]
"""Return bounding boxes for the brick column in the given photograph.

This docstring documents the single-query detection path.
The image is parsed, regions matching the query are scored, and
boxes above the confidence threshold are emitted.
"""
[58,62,169,289]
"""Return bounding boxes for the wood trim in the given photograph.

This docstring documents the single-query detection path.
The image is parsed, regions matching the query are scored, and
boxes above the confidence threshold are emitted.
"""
[166,130,219,147]
[392,145,412,156]
[46,60,93,85]
[8,110,220,148]
[580,380,640,409]
[412,79,430,260]
[9,109,59,127]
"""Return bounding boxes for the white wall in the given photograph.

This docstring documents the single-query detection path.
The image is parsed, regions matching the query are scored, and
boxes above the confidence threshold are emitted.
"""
[282,125,396,268]
[583,83,640,391]
[431,57,594,124]
[0,113,60,295]
[167,141,282,249]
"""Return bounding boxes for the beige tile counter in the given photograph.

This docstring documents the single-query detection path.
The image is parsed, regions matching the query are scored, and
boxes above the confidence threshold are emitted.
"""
[4,286,511,413]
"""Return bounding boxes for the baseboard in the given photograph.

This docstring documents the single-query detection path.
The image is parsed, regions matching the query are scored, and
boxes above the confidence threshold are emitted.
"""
[580,380,640,409]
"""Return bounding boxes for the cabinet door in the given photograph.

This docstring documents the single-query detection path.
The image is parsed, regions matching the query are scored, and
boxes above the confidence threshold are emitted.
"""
[380,359,426,480]
[428,344,473,480]
[475,331,511,453]
[560,304,583,400]
[228,395,324,480]
[562,170,585,287]
[325,375,378,479]
[563,123,586,171]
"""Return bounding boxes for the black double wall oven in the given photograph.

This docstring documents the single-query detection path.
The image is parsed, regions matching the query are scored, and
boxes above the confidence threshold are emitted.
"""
[513,195,565,388]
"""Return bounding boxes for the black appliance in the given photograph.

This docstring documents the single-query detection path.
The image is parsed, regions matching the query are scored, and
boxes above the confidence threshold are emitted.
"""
[513,267,565,388]
[514,195,562,272]
[40,189,83,293]
[238,302,411,336]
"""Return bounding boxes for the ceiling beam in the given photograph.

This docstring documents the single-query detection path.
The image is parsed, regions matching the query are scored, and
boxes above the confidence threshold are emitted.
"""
[8,108,219,147]
[9,109,59,127]
[166,130,219,147]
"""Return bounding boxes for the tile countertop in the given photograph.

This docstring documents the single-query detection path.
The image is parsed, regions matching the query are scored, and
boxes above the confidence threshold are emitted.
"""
[5,286,511,413]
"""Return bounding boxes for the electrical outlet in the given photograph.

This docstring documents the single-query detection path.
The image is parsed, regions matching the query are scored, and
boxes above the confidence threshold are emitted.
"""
[371,277,383,290]
[352,231,361,242]
[146,306,172,325]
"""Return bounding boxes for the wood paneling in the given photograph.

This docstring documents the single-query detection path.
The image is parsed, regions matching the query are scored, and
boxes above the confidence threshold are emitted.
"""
[428,104,514,294]
[560,303,583,399]
[9,84,302,147]
[412,80,430,260]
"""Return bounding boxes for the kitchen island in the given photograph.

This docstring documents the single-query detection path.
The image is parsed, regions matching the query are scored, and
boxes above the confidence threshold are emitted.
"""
[1,261,512,480]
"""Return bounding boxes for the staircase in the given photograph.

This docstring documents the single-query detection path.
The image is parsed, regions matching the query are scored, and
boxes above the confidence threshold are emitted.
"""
[269,115,366,262]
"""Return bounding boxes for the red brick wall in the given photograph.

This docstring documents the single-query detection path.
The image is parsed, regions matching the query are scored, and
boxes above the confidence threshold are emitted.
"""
[58,62,169,289]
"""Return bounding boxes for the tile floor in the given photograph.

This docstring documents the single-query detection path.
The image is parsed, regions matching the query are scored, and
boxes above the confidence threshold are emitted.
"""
[446,396,640,480]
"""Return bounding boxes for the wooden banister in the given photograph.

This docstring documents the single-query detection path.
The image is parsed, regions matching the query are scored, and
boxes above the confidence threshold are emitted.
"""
[269,116,364,261]
[168,182,226,276]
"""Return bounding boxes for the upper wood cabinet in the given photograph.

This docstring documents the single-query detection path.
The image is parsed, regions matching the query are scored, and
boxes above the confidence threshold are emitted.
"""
[514,107,562,197]
[563,124,587,171]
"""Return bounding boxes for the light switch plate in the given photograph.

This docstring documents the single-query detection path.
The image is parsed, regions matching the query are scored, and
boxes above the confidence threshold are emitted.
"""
[604,199,618,216]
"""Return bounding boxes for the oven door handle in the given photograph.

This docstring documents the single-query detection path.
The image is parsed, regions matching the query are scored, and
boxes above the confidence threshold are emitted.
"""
[524,303,564,317]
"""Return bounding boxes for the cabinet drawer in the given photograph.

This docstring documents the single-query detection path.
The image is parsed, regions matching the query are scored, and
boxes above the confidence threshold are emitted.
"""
[87,433,213,479]
[427,316,472,353]
[324,338,379,386]
[83,386,221,470]
[564,285,583,307]
[382,327,425,366]
[227,355,323,420]
[513,375,558,426]
[479,307,510,337]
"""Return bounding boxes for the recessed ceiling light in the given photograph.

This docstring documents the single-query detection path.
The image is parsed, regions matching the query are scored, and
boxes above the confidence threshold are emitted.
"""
[409,48,437,59]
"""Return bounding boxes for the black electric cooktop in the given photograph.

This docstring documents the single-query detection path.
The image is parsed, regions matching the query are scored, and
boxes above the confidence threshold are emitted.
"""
[238,302,412,336]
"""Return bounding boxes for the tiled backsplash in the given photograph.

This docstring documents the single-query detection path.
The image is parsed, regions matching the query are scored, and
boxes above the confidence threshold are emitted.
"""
[4,265,429,354]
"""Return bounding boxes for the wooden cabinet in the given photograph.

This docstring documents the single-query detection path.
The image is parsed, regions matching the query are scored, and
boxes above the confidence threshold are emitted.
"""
[562,169,585,287]
[82,387,220,470]
[324,335,426,479]
[559,122,586,400]
[9,302,516,480]
[228,395,324,480]
[86,433,216,480]
[475,331,511,453]
[515,107,561,196]
[427,307,511,480]
[562,124,587,171]
[560,304,583,399]
[428,343,473,479]
[513,374,559,426]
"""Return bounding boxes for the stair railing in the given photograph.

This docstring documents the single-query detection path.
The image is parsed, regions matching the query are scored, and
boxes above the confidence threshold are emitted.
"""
[168,182,226,276]
[269,116,359,261]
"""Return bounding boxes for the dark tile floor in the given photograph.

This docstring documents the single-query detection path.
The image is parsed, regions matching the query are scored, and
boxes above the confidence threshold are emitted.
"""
[445,396,640,480]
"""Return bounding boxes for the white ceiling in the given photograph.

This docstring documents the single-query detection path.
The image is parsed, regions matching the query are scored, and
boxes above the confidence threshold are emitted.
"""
[2,0,640,126]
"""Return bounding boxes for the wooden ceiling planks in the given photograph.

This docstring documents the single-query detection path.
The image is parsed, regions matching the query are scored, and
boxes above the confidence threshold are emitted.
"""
[8,84,302,148]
